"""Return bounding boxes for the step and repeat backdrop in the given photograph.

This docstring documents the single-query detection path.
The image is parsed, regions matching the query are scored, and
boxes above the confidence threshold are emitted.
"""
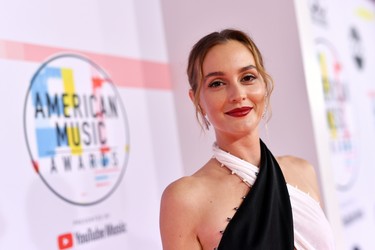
[0,0,182,249]
[296,0,375,249]
[1,0,374,249]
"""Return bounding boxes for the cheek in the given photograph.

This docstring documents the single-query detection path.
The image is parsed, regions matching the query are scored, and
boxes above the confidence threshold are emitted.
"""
[200,98,215,116]
[198,92,211,115]
[199,92,223,119]
[251,86,267,105]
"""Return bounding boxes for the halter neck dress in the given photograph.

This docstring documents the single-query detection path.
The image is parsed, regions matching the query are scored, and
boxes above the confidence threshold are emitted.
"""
[213,140,335,250]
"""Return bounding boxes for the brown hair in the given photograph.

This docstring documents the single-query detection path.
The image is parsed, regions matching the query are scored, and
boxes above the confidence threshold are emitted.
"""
[187,29,274,129]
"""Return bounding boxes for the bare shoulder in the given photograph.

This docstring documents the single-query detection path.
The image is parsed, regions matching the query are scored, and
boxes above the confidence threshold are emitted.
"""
[161,160,219,211]
[161,175,207,212]
[277,155,314,174]
[160,175,208,250]
[276,155,322,203]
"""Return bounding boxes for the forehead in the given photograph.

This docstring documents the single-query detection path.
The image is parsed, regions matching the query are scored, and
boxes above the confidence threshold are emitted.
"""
[202,40,255,73]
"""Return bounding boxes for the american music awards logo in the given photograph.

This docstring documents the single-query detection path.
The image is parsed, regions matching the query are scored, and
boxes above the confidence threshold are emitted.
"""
[24,54,130,205]
[315,38,359,191]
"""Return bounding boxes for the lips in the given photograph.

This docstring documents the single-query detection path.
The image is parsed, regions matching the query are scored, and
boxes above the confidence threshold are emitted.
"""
[225,107,252,117]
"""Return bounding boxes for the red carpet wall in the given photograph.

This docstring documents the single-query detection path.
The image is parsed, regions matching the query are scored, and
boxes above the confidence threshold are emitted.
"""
[295,0,375,249]
[0,1,183,249]
[1,0,374,249]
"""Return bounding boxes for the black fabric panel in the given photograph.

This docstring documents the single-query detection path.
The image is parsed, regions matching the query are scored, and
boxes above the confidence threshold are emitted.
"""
[217,140,294,249]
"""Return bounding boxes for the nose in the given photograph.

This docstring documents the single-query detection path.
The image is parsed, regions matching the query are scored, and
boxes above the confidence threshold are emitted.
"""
[228,83,246,103]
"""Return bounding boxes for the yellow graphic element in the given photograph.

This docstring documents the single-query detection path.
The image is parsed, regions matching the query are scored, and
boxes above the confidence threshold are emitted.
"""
[124,144,130,153]
[62,68,75,116]
[319,52,337,138]
[327,110,337,139]
[355,7,375,21]
[62,68,82,155]
[67,126,83,155]
[319,52,330,96]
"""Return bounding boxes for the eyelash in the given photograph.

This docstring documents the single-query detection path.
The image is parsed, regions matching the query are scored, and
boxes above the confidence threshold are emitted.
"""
[208,80,224,88]
[241,74,256,83]
[207,74,257,88]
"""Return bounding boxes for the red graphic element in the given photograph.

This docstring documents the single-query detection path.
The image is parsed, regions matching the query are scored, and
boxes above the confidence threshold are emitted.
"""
[100,146,110,154]
[0,39,172,90]
[96,182,111,187]
[92,76,104,88]
[334,62,341,74]
[95,168,120,174]
[32,160,39,173]
[58,233,74,249]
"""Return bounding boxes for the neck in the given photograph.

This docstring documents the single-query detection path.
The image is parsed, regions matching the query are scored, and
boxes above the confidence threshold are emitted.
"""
[215,131,261,167]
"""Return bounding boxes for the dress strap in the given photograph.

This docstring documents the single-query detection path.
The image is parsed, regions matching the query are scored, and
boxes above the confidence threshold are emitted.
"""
[213,142,259,186]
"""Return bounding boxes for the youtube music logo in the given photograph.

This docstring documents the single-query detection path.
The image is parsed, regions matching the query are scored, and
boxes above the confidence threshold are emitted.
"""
[58,233,74,249]
[56,222,126,249]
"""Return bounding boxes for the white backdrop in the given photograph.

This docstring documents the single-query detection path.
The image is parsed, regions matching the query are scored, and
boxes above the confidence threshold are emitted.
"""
[0,0,183,249]
[2,0,374,249]
[295,0,375,249]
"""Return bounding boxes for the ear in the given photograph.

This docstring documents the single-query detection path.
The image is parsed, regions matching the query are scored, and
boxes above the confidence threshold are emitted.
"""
[188,89,195,103]
[189,89,206,116]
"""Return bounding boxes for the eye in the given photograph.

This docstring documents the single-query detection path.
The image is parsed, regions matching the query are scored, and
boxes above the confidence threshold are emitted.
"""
[208,80,224,88]
[241,74,256,83]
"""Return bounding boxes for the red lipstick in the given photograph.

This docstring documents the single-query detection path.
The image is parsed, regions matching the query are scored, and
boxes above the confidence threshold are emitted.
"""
[225,107,252,117]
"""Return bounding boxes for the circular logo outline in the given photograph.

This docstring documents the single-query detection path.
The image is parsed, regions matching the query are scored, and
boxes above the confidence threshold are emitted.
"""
[315,38,360,192]
[23,53,130,206]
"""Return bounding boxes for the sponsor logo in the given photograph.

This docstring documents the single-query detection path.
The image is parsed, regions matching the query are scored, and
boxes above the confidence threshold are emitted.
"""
[349,27,364,70]
[58,222,126,248]
[308,0,328,25]
[342,209,363,226]
[24,54,130,205]
[58,233,74,249]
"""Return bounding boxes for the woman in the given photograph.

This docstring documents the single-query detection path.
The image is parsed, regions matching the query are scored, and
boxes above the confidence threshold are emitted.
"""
[160,29,335,250]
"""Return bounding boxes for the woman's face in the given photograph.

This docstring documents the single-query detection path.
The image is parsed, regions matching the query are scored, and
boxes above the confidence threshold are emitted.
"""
[198,40,267,138]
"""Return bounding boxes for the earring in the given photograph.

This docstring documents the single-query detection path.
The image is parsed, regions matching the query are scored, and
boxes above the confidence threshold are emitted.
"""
[198,105,210,130]
[262,104,268,119]
[203,115,211,130]
[197,105,205,115]
[262,92,268,119]
[261,100,270,141]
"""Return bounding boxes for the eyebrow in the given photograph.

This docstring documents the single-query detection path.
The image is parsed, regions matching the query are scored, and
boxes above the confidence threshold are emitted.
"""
[203,65,257,80]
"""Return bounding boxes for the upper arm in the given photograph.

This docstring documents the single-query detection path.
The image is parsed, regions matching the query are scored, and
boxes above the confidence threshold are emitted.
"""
[300,159,322,202]
[160,178,203,250]
[278,156,322,203]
